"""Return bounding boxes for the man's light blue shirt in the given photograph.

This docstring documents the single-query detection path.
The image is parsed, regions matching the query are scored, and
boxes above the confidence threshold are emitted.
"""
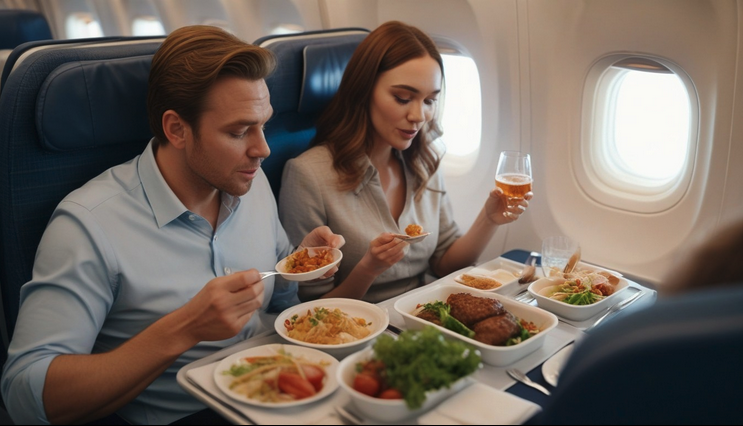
[1,140,298,424]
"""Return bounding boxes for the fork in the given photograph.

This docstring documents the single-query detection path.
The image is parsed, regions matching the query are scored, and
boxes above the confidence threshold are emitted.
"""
[513,288,536,304]
[507,368,551,396]
[259,271,281,279]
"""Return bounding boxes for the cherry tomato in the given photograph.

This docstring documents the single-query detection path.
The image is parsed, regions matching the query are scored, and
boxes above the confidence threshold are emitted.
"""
[301,364,326,391]
[353,372,381,397]
[378,388,403,399]
[278,372,316,399]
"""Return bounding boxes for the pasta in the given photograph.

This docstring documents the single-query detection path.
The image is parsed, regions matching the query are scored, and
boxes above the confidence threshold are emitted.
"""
[222,351,328,402]
[285,248,334,273]
[284,307,372,344]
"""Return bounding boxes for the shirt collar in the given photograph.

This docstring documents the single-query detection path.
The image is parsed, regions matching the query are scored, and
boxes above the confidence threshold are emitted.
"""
[353,149,408,195]
[138,139,190,228]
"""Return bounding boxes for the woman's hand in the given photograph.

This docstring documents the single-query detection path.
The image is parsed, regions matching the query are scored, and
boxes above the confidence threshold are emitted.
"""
[357,233,408,277]
[486,187,533,225]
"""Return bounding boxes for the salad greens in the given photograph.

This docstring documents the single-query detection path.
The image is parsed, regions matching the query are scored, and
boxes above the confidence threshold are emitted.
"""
[563,289,603,305]
[420,301,475,339]
[372,326,482,410]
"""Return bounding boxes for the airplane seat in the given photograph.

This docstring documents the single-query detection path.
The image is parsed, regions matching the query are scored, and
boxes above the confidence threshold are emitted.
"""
[254,28,370,199]
[0,38,163,363]
[0,9,53,92]
[539,285,743,425]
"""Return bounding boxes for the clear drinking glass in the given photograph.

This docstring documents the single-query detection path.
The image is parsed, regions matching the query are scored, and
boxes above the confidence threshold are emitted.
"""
[541,236,580,277]
[495,151,533,199]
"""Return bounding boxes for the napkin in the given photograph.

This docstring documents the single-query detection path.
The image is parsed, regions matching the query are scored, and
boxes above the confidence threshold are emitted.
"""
[418,383,542,425]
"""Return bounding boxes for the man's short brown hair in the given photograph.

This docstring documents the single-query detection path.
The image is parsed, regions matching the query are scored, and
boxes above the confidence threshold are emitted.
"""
[147,25,276,147]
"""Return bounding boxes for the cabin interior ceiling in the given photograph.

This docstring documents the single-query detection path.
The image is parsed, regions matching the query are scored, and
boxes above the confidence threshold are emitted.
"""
[1,0,742,286]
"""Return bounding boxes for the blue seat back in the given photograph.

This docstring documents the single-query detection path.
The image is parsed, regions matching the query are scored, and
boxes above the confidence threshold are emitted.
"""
[254,28,369,198]
[0,9,52,49]
[540,285,743,425]
[0,38,164,339]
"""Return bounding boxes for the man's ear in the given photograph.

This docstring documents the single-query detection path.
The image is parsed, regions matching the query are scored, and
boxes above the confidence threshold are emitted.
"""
[162,110,189,149]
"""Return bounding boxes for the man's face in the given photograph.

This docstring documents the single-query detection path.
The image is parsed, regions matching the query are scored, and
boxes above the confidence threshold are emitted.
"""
[186,75,272,197]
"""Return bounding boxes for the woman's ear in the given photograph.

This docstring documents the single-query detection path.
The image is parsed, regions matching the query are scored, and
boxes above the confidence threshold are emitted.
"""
[162,110,189,149]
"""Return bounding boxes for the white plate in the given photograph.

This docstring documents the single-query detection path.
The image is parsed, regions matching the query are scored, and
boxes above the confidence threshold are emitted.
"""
[274,247,343,281]
[213,343,339,408]
[393,284,558,366]
[391,232,430,244]
[542,344,574,387]
[274,298,389,359]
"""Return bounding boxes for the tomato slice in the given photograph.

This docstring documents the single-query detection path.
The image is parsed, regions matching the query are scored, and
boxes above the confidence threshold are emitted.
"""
[278,372,316,399]
[300,364,325,392]
[379,388,403,399]
[353,372,381,397]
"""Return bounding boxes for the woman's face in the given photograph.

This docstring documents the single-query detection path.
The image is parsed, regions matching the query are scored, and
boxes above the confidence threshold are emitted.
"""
[369,55,442,152]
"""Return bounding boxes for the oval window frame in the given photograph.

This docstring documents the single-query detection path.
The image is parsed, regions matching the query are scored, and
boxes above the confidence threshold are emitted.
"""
[575,53,699,213]
[432,37,483,177]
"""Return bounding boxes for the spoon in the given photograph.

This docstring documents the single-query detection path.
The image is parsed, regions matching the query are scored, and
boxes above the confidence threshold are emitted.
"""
[563,247,581,274]
[507,368,551,396]
[518,252,540,284]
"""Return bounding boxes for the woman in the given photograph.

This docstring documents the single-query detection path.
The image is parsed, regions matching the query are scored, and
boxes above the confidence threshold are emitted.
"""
[279,21,531,302]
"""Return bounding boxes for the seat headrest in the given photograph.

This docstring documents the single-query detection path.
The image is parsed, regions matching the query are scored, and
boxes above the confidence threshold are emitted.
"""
[298,40,360,114]
[36,55,153,151]
[0,10,52,49]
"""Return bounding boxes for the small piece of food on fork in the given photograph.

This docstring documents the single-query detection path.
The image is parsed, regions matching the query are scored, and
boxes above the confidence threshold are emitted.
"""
[405,224,424,236]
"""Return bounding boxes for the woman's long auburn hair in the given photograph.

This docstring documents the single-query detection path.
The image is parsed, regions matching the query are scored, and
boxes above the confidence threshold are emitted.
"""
[311,21,444,200]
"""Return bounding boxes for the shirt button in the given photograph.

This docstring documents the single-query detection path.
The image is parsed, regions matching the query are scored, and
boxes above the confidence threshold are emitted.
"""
[188,214,196,221]
[214,235,218,241]
[224,267,232,275]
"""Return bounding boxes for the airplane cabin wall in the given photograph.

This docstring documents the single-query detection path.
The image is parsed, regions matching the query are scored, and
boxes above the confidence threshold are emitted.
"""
[524,0,743,286]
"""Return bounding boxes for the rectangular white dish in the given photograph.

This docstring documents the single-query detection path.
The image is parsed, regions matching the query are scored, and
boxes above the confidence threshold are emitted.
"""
[393,284,558,366]
[451,257,524,293]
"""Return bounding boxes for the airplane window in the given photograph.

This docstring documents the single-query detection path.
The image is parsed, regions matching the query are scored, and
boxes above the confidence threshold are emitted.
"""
[65,12,103,39]
[578,55,698,213]
[132,16,165,36]
[202,18,232,33]
[271,24,304,35]
[610,69,689,181]
[438,53,482,176]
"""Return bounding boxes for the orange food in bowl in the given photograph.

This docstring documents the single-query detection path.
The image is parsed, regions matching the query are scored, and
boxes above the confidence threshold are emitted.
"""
[405,224,423,237]
[285,248,334,273]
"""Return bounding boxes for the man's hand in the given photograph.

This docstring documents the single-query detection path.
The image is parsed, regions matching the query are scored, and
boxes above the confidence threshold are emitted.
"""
[300,225,345,250]
[299,226,345,279]
[179,270,265,343]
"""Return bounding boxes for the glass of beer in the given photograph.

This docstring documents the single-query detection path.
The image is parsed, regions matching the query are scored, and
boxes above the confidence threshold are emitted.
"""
[495,151,532,199]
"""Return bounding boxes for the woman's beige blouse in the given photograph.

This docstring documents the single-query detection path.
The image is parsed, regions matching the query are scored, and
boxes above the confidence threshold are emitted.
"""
[278,145,461,303]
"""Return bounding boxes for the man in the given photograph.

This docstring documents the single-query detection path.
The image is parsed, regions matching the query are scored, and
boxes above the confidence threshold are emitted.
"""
[1,25,343,424]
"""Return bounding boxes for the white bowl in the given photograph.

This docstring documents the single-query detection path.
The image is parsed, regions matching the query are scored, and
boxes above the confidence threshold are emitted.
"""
[275,247,343,281]
[336,346,473,423]
[393,284,557,366]
[527,266,629,321]
[274,298,389,359]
